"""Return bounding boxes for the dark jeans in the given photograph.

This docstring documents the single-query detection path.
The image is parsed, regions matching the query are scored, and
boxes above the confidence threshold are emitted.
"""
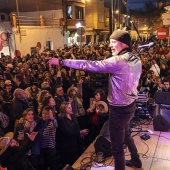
[109,102,139,170]
[40,147,59,170]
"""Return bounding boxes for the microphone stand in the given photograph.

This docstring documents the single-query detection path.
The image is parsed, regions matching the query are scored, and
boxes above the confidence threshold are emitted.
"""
[131,21,142,42]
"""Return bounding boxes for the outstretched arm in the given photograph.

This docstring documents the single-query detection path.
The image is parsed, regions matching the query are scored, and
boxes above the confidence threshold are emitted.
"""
[48,57,60,67]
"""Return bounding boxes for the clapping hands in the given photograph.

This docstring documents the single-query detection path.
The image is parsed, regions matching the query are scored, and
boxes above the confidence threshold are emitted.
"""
[26,132,38,141]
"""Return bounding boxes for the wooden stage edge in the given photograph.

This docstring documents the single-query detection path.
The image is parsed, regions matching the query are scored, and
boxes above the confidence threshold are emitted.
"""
[72,122,170,170]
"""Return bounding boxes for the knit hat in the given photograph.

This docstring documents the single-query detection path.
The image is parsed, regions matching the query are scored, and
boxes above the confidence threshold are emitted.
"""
[110,30,131,47]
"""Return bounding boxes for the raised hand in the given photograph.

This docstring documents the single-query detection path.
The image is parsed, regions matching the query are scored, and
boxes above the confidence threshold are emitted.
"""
[46,57,60,67]
[26,132,38,141]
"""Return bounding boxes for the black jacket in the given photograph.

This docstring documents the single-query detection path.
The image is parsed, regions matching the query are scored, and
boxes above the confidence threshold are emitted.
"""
[0,139,34,170]
[54,94,69,113]
[12,97,29,120]
[57,115,83,165]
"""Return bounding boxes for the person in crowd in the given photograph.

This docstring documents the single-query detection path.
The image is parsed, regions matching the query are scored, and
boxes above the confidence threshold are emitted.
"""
[162,78,170,92]
[13,108,40,144]
[67,78,86,129]
[140,70,153,92]
[4,64,14,75]
[149,76,162,98]
[48,69,57,86]
[0,132,38,170]
[0,96,14,136]
[28,69,38,86]
[160,62,169,79]
[60,67,72,92]
[86,89,108,143]
[38,106,59,170]
[37,89,52,113]
[159,54,168,66]
[37,72,44,88]
[68,68,77,85]
[149,60,160,77]
[58,102,88,166]
[13,108,41,169]
[13,74,28,90]
[25,82,41,101]
[4,72,14,84]
[0,79,5,92]
[0,80,14,101]
[41,80,51,92]
[47,30,142,170]
[53,84,69,112]
[40,95,57,118]
[12,88,30,121]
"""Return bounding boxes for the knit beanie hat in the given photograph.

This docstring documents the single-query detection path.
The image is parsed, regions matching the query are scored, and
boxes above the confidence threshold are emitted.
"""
[110,30,131,47]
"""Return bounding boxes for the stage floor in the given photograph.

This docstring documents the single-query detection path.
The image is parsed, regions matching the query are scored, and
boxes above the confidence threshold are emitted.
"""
[72,121,170,170]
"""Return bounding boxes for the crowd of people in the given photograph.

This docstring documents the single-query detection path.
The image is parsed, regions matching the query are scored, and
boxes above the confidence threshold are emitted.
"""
[0,44,109,170]
[0,33,170,170]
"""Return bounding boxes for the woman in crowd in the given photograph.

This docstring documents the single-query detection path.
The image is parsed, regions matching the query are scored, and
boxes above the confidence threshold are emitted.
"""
[86,89,108,143]
[40,95,57,118]
[13,108,41,169]
[160,62,169,79]
[13,108,40,144]
[67,78,86,129]
[0,132,38,170]
[0,80,14,102]
[37,89,52,114]
[58,102,88,166]
[140,70,153,92]
[0,96,14,136]
[38,106,59,170]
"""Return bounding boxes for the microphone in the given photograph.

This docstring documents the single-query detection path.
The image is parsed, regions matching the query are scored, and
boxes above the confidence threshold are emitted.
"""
[138,42,154,48]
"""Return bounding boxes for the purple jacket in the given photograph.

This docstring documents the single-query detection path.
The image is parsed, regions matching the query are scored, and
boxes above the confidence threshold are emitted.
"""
[61,52,142,106]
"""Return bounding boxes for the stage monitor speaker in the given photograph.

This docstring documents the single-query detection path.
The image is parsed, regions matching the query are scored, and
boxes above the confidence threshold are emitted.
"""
[153,105,170,132]
[94,121,112,157]
[154,91,170,105]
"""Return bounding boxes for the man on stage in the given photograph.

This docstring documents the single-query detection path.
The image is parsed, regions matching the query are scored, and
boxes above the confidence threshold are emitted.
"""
[47,30,142,170]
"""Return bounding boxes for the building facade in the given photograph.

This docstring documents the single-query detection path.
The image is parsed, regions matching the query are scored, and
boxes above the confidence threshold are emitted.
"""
[0,10,66,57]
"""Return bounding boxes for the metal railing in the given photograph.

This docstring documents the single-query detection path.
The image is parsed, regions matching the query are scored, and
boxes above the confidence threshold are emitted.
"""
[14,14,60,27]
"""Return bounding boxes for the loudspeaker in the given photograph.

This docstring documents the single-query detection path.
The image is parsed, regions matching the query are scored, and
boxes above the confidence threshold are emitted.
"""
[153,105,170,131]
[154,91,170,105]
[153,115,170,131]
[94,121,112,157]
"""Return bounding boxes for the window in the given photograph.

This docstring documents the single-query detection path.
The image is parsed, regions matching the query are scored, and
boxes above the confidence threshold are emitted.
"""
[67,6,72,19]
[75,6,84,19]
[46,41,53,50]
[98,14,103,22]
[1,15,5,20]
[30,47,36,55]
